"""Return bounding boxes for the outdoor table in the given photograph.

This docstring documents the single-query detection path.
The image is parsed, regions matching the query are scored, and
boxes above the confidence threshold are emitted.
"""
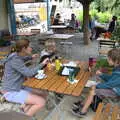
[49,34,74,40]
[16,32,37,36]
[23,61,90,97]
[49,34,74,58]
[50,25,67,34]
[50,25,67,29]
[23,61,90,120]
[16,32,37,40]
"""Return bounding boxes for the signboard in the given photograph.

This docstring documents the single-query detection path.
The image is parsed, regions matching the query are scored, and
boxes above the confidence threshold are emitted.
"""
[14,0,34,4]
[14,2,47,33]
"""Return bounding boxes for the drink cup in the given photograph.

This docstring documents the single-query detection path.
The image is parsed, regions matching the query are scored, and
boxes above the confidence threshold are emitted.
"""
[47,62,52,70]
[89,57,93,68]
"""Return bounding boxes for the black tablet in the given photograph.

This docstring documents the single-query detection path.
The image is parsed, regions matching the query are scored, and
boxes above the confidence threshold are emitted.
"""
[58,66,80,76]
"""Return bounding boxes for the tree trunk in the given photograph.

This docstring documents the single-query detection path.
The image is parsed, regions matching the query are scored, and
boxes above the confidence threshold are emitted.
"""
[83,2,90,45]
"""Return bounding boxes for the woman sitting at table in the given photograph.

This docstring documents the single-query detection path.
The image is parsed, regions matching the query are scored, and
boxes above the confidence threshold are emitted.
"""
[1,39,49,117]
[72,48,120,117]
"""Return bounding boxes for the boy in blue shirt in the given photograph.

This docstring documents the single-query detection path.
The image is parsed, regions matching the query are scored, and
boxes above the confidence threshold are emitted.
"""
[72,48,120,117]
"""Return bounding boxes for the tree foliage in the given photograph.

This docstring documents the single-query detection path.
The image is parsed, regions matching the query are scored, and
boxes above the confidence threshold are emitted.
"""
[91,0,120,16]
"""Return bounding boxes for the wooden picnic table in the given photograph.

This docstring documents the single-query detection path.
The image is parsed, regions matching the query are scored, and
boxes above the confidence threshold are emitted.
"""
[50,25,67,34]
[49,34,74,40]
[23,61,90,97]
[16,32,37,36]
[50,25,67,29]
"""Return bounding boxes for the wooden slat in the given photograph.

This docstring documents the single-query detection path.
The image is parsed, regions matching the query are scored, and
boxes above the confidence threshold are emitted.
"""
[41,74,64,90]
[23,61,90,96]
[28,79,40,88]
[31,69,56,88]
[49,76,66,92]
[55,62,85,94]
[72,71,90,96]
[102,103,111,120]
[111,105,119,120]
[0,51,9,55]
[23,78,35,87]
[33,70,56,89]
[63,70,84,95]
[55,77,70,94]
[0,56,5,59]
[93,103,104,120]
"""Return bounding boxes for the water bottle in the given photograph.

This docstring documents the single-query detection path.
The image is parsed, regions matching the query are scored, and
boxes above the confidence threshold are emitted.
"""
[55,57,61,71]
[68,69,75,82]
[89,56,93,68]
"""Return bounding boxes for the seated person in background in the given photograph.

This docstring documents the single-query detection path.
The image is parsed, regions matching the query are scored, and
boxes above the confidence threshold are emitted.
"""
[89,15,96,40]
[40,39,64,99]
[53,13,63,25]
[1,39,49,117]
[69,13,76,29]
[40,39,56,63]
[72,48,120,117]
[95,16,117,39]
[108,16,117,33]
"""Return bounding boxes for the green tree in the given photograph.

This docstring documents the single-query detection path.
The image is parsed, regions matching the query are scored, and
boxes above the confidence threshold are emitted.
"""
[91,0,120,15]
[76,0,94,45]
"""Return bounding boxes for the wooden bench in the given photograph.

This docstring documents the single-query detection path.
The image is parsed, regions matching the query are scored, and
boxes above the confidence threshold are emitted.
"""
[0,51,9,61]
[93,103,120,120]
[98,39,116,56]
[99,40,116,48]
[31,29,40,34]
[0,51,9,56]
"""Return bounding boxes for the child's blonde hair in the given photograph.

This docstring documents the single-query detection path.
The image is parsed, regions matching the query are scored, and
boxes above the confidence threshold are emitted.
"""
[45,39,56,51]
[108,48,120,65]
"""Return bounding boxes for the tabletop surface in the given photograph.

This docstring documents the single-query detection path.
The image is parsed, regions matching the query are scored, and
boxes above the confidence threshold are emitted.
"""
[50,25,67,29]
[16,32,37,36]
[23,61,90,96]
[49,34,74,39]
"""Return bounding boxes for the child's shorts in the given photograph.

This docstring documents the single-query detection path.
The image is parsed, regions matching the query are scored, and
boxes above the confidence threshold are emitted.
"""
[95,89,117,98]
[3,87,32,104]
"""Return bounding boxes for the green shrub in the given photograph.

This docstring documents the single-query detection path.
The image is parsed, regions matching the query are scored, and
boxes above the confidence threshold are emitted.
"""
[90,9,98,19]
[76,10,83,25]
[97,12,112,23]
[111,22,120,42]
[75,9,112,24]
[95,58,109,69]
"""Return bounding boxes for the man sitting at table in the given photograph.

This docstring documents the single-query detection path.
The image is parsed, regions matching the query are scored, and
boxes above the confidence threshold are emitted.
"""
[95,16,117,39]
[72,48,120,117]
[53,13,64,25]
[1,39,49,117]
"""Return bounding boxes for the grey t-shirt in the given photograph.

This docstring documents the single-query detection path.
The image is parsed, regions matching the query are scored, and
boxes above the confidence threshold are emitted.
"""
[2,53,43,92]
